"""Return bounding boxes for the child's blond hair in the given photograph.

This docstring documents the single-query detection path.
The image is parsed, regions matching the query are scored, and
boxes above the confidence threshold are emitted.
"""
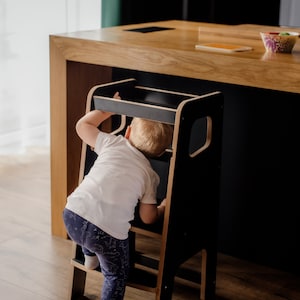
[129,117,173,158]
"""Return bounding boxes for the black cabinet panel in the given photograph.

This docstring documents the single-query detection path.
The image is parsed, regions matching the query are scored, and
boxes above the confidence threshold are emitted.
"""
[112,68,300,275]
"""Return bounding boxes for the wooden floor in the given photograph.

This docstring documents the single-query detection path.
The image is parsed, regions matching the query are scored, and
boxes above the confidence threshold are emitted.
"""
[0,147,299,300]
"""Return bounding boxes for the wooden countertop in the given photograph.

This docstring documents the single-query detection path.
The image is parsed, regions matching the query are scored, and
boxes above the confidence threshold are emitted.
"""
[50,20,300,94]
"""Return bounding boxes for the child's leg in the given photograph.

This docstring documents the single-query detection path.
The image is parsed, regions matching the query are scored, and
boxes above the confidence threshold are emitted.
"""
[97,236,129,300]
[63,208,99,269]
[63,208,129,299]
[83,226,130,300]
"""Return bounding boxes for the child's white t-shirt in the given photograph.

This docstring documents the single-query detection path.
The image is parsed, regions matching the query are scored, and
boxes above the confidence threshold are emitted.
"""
[65,131,160,240]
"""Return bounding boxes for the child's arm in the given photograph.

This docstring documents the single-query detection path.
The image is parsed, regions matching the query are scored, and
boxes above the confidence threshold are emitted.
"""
[139,198,166,224]
[76,92,120,148]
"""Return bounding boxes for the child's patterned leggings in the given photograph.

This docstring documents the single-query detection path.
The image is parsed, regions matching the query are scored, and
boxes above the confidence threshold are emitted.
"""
[63,208,129,300]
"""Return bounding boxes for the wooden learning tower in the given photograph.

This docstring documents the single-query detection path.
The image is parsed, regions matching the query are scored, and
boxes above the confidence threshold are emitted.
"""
[68,78,224,300]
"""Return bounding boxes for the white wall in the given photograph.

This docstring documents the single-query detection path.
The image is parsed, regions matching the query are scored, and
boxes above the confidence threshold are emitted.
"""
[0,0,101,154]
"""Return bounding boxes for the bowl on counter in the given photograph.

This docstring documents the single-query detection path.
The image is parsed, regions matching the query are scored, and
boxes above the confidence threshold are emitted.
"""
[260,31,299,53]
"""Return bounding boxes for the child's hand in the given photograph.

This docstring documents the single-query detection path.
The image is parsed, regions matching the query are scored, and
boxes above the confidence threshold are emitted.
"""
[156,198,166,219]
[113,91,121,99]
[159,198,167,207]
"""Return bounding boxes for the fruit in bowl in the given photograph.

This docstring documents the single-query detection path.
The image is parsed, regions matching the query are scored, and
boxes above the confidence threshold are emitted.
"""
[260,31,299,53]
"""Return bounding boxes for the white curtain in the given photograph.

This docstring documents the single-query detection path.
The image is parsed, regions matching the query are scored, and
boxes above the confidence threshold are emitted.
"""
[0,0,101,154]
[279,0,300,26]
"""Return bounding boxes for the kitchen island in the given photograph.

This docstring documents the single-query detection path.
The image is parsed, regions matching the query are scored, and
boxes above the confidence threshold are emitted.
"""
[50,20,300,274]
